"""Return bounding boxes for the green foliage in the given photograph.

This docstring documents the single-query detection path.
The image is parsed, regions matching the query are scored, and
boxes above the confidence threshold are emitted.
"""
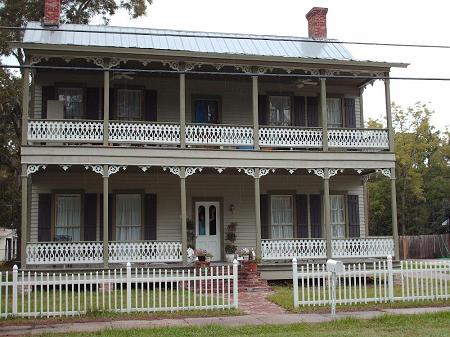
[224,244,237,254]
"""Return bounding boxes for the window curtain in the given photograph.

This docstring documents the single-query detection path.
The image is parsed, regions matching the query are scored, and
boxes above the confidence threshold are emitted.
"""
[55,195,81,241]
[330,195,345,238]
[269,96,291,126]
[116,194,141,241]
[117,89,142,120]
[327,98,343,128]
[58,88,83,119]
[271,196,293,239]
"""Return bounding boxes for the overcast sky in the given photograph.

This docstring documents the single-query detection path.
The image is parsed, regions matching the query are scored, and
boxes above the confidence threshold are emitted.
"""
[101,0,450,130]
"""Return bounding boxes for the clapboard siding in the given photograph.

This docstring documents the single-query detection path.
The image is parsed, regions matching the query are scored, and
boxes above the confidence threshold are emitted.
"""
[29,173,366,244]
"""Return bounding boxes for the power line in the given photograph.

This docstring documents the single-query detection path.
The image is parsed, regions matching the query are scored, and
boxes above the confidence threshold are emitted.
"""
[2,63,450,81]
[1,25,450,50]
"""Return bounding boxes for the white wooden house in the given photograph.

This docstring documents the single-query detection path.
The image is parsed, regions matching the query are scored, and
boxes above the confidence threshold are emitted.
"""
[0,228,17,262]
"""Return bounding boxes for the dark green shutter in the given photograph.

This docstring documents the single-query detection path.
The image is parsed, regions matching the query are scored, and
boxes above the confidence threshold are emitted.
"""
[258,95,268,125]
[144,90,157,121]
[260,194,269,239]
[38,194,52,241]
[41,86,55,119]
[144,194,157,240]
[348,195,360,237]
[345,98,356,128]
[293,96,306,127]
[84,194,97,241]
[99,194,113,241]
[296,194,308,238]
[86,88,100,120]
[307,97,319,127]
[309,194,322,238]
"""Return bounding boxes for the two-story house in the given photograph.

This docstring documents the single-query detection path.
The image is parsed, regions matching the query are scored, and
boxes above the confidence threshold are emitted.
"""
[17,1,407,271]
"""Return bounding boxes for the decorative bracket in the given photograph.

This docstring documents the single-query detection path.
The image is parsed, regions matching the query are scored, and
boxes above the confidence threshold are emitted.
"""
[376,168,391,178]
[215,168,225,174]
[185,167,203,177]
[307,168,324,179]
[59,165,71,171]
[30,55,49,65]
[27,164,46,176]
[286,168,297,174]
[84,165,104,176]
[259,168,275,177]
[108,165,127,176]
[354,168,365,174]
[139,166,151,172]
[163,166,181,177]
[237,167,256,177]
[328,168,344,178]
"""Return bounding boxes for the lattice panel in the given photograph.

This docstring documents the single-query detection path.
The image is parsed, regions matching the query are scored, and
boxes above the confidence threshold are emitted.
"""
[261,239,327,260]
[328,129,389,149]
[331,237,394,258]
[28,120,103,143]
[108,241,182,263]
[186,124,253,146]
[26,242,103,265]
[259,127,322,148]
[109,122,180,144]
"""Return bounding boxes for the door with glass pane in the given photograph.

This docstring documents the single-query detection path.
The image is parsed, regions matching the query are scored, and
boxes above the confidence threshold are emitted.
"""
[195,201,221,261]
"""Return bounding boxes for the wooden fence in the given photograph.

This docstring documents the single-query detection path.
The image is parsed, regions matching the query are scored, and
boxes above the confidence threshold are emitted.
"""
[400,234,450,259]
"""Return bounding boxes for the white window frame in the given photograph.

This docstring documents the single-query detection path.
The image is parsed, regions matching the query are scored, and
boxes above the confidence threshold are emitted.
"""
[327,97,343,128]
[55,194,82,241]
[330,194,346,238]
[268,96,292,126]
[115,193,142,241]
[270,195,294,239]
[116,89,143,121]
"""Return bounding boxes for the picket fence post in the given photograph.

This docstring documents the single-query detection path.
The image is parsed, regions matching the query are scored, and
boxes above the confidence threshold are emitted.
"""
[387,255,394,302]
[12,265,18,315]
[292,258,299,308]
[126,262,132,313]
[233,259,239,308]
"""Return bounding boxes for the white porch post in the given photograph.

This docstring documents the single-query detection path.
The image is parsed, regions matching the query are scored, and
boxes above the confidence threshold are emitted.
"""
[390,168,400,259]
[180,73,186,148]
[323,168,332,258]
[384,75,395,152]
[20,165,28,269]
[320,77,328,151]
[254,168,262,258]
[103,66,110,146]
[252,76,259,150]
[180,167,188,264]
[21,62,30,146]
[102,165,109,268]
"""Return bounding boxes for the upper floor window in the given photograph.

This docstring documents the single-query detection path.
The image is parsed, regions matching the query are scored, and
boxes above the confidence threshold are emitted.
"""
[271,195,293,239]
[330,195,345,238]
[194,99,219,124]
[269,96,291,126]
[117,89,143,120]
[55,194,81,241]
[58,87,83,119]
[327,98,343,128]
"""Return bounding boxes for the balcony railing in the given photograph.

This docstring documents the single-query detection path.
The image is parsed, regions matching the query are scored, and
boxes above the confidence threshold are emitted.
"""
[27,119,390,151]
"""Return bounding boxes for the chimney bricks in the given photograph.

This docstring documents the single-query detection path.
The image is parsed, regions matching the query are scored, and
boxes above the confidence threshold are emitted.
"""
[43,0,61,27]
[306,7,328,39]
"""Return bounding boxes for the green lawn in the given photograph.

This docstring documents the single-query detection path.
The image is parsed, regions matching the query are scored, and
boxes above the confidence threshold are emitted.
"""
[37,311,450,337]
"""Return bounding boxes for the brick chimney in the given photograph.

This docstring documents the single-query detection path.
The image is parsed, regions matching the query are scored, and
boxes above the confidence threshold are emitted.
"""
[43,0,61,27]
[306,7,328,39]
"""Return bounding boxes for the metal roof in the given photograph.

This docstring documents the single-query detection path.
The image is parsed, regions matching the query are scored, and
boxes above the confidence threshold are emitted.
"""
[23,22,359,62]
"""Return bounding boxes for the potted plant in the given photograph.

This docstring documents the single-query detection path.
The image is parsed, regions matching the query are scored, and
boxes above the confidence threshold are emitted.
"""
[236,247,250,260]
[238,248,259,272]
[194,249,213,262]
[225,244,237,262]
[225,222,237,262]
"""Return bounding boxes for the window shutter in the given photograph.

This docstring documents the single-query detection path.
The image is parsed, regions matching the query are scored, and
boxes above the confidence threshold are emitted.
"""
[86,88,100,120]
[41,86,55,119]
[293,96,306,127]
[307,97,319,127]
[109,89,116,120]
[309,194,322,238]
[258,95,268,125]
[260,194,269,239]
[144,90,157,121]
[38,194,52,241]
[296,194,308,238]
[84,194,97,241]
[144,194,157,240]
[345,98,356,128]
[348,194,360,237]
[100,194,113,241]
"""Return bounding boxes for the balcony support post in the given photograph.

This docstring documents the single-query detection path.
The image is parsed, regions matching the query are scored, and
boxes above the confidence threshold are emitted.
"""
[323,169,332,258]
[254,169,262,258]
[252,76,259,150]
[21,61,30,146]
[384,75,395,152]
[103,65,110,146]
[180,72,186,148]
[390,168,400,260]
[320,77,328,151]
[102,165,109,268]
[180,167,188,264]
[20,165,28,269]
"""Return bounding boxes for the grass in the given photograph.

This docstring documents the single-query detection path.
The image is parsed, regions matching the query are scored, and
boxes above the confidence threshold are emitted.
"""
[35,311,450,337]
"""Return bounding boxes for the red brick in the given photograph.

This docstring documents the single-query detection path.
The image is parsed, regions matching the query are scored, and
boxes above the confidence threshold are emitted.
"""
[44,0,61,26]
[305,7,328,39]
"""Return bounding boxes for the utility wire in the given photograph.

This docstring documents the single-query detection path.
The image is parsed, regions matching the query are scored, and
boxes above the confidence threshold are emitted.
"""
[1,25,450,50]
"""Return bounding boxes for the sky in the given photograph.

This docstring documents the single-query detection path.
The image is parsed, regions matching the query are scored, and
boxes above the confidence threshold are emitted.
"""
[99,0,450,130]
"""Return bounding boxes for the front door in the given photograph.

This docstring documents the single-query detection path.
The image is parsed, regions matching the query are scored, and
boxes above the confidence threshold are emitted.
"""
[195,201,221,261]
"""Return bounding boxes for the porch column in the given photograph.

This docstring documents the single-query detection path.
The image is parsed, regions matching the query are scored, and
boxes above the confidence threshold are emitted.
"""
[323,168,332,258]
[320,77,328,151]
[180,73,186,148]
[384,75,395,152]
[180,167,188,264]
[102,165,109,268]
[390,168,400,259]
[20,165,28,269]
[254,168,262,258]
[252,76,259,150]
[103,66,110,146]
[21,62,30,146]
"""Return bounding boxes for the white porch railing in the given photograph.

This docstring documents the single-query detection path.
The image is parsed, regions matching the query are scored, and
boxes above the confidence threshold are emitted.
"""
[261,239,327,260]
[328,128,389,150]
[108,241,182,263]
[27,119,103,143]
[26,241,103,265]
[331,237,395,258]
[109,121,180,144]
[259,126,323,148]
[186,123,253,146]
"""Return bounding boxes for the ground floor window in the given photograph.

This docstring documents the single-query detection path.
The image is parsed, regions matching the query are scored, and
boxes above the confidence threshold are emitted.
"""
[330,195,345,238]
[271,195,293,239]
[116,194,141,241]
[55,194,81,241]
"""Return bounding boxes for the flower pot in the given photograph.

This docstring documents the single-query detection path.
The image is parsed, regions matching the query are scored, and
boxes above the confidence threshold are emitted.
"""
[195,260,210,269]
[198,255,206,262]
[246,262,257,272]
[225,253,235,263]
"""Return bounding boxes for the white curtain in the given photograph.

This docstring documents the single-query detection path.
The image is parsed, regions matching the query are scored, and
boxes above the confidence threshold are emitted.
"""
[55,195,81,241]
[116,194,141,241]
[117,89,142,120]
[327,98,342,128]
[271,196,293,239]
[330,195,345,238]
[269,96,291,126]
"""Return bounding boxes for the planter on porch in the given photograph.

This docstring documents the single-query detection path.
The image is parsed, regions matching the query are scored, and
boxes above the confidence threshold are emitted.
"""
[194,260,210,269]
[241,260,258,272]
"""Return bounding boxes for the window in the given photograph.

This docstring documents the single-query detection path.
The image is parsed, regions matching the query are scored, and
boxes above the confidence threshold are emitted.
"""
[194,99,219,124]
[269,96,291,126]
[55,194,81,241]
[116,194,141,241]
[330,195,345,238]
[271,195,294,239]
[58,88,83,119]
[327,98,343,128]
[117,89,143,120]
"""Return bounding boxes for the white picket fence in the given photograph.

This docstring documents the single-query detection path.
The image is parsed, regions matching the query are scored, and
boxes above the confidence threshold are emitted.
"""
[0,261,238,318]
[292,257,450,307]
